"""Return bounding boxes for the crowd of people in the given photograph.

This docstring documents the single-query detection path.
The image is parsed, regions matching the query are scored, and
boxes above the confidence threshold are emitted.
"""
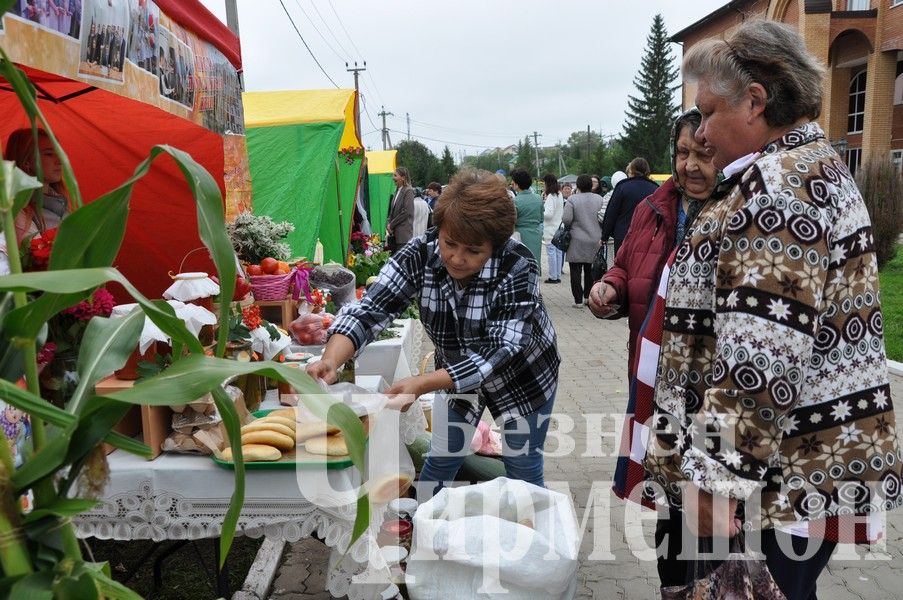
[340,19,900,600]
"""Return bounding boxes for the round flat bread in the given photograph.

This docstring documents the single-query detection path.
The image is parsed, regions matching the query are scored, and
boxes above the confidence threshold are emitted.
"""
[268,408,298,420]
[221,444,281,462]
[304,433,348,456]
[296,421,341,442]
[241,430,295,451]
[241,421,294,439]
[369,473,414,504]
[257,416,296,431]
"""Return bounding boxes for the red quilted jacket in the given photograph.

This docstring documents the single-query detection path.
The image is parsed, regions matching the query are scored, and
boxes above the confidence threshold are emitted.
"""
[602,178,679,377]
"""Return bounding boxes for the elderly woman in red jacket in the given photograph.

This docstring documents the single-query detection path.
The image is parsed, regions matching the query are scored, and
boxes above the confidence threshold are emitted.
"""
[588,108,717,377]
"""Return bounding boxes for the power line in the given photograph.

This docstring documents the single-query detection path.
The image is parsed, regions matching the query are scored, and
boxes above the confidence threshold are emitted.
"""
[359,92,381,133]
[326,0,385,106]
[307,0,353,60]
[278,0,339,87]
[291,0,346,63]
[386,128,495,150]
[388,114,520,139]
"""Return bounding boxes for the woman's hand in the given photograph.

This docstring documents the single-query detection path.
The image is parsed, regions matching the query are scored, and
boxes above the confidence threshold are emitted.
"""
[683,483,743,538]
[305,358,337,385]
[588,281,618,318]
[384,376,423,412]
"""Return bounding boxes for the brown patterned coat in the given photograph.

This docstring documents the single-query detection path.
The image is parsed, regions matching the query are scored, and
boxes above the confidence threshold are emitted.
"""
[644,122,903,528]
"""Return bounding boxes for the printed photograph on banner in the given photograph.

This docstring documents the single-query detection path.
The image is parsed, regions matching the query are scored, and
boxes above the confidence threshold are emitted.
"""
[191,38,244,135]
[78,0,129,83]
[155,24,178,101]
[8,0,83,39]
[125,0,158,74]
[172,37,195,108]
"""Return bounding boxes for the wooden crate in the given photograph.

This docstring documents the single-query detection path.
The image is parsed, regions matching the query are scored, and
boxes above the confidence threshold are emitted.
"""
[254,298,299,330]
[95,375,171,459]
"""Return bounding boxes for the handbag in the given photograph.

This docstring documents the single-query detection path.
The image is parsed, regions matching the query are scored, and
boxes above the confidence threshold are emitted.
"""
[551,223,571,252]
[591,242,609,281]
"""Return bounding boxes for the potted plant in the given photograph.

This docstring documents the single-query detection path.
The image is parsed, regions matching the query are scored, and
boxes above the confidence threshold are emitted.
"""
[226,212,294,265]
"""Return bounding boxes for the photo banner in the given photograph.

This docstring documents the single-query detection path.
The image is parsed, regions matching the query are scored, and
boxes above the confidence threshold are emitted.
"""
[1,1,243,135]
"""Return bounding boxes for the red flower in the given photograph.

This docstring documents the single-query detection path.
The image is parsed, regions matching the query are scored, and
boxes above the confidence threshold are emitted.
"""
[37,342,57,366]
[29,227,58,270]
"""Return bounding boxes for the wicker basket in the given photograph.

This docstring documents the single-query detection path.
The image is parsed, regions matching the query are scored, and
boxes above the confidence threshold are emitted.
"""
[250,270,294,301]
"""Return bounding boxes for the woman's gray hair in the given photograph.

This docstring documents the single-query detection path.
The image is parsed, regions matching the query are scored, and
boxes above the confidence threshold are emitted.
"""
[683,20,825,127]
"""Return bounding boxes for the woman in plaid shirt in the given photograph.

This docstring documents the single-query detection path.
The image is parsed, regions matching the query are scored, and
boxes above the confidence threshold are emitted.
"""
[308,168,560,497]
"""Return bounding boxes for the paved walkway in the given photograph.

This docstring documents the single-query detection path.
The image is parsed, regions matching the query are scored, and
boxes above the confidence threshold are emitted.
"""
[269,259,903,599]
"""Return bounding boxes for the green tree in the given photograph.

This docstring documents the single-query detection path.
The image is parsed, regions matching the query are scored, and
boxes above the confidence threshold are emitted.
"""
[395,140,440,187]
[620,13,678,173]
[440,145,457,183]
[514,136,534,174]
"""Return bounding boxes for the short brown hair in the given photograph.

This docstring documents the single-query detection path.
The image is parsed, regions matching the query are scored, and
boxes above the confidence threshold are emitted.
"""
[433,168,515,249]
[628,157,650,178]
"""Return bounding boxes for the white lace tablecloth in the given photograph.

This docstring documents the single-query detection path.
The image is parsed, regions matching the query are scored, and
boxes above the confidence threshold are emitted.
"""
[75,381,427,600]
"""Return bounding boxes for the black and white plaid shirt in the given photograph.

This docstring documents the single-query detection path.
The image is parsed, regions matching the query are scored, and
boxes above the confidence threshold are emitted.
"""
[330,229,560,425]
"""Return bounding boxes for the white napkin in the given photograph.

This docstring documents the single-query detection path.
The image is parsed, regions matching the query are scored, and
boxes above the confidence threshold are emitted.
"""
[162,272,220,302]
[110,301,217,352]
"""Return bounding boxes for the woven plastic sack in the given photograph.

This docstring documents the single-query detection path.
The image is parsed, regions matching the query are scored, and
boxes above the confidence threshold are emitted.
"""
[405,478,580,599]
[308,264,356,307]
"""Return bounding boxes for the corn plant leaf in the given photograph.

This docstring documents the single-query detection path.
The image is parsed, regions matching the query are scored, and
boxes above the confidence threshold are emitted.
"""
[80,564,142,600]
[0,379,75,428]
[0,51,82,207]
[0,268,203,353]
[11,433,69,493]
[51,572,98,600]
[0,293,26,382]
[23,499,98,524]
[101,431,151,458]
[64,398,133,468]
[352,494,370,547]
[210,385,243,567]
[0,2,16,19]
[0,159,42,218]
[69,309,144,414]
[9,571,53,600]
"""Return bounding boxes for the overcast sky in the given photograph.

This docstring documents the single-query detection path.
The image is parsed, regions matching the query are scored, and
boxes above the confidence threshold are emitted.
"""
[199,1,728,158]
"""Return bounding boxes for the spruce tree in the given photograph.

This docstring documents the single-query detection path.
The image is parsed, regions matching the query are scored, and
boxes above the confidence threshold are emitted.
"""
[621,14,678,173]
[440,146,457,183]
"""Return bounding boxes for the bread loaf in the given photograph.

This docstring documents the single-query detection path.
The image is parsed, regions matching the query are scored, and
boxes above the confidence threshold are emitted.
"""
[296,421,341,442]
[241,430,295,451]
[304,433,348,456]
[241,421,294,439]
[221,444,281,462]
[257,416,296,431]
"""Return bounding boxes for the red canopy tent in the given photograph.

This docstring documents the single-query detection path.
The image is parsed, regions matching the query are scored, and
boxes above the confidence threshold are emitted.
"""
[0,0,243,301]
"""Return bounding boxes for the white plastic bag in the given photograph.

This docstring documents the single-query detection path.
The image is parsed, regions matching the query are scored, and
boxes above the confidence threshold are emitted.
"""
[405,478,580,599]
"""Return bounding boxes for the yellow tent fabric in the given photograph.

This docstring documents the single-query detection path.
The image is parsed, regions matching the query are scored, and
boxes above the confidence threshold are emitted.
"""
[366,150,397,174]
[242,89,362,149]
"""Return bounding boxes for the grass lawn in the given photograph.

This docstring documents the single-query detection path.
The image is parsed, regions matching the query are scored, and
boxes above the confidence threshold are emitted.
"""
[879,249,903,362]
[87,536,262,600]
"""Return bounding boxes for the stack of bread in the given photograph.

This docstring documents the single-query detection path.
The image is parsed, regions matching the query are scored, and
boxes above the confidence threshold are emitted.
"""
[219,408,355,462]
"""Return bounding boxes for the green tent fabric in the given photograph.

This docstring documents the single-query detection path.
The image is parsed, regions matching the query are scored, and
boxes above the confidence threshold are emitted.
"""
[368,173,394,239]
[243,89,363,264]
[319,156,362,264]
[246,121,343,260]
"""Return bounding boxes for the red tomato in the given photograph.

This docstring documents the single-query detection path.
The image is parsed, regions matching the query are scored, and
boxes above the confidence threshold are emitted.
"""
[246,264,263,277]
[260,257,279,275]
[233,276,251,300]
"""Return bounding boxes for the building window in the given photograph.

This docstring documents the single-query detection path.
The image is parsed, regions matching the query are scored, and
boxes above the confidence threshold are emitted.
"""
[892,150,903,174]
[896,61,903,105]
[847,0,869,8]
[847,148,862,176]
[848,70,866,134]
[893,0,903,7]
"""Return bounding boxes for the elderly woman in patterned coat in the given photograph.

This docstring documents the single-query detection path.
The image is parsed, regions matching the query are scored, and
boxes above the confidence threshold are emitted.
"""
[641,20,902,599]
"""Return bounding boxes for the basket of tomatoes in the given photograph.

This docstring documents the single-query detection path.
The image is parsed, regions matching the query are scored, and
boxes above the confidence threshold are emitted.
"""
[246,257,295,301]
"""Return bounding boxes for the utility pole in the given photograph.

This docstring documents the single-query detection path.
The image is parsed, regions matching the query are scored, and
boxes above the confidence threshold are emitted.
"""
[557,144,566,176]
[532,131,542,180]
[586,125,591,164]
[346,61,366,138]
[378,105,394,150]
[406,113,411,140]
[224,0,243,90]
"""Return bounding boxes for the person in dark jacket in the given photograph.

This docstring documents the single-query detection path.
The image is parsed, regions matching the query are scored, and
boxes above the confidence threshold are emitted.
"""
[599,157,658,256]
[386,166,416,253]
[588,109,716,377]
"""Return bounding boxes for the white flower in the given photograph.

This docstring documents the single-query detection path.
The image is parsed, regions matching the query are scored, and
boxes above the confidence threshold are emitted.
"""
[830,245,847,264]
[873,390,889,410]
[779,414,799,436]
[743,267,764,286]
[768,298,792,321]
[772,494,790,510]
[839,424,861,444]
[703,407,728,428]
[685,313,697,330]
[719,449,743,469]
[810,412,823,424]
[830,400,852,422]
[858,231,869,251]
[857,399,868,410]
[725,290,740,308]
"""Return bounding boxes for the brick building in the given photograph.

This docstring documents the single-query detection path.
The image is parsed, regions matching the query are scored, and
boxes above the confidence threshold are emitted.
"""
[671,0,903,176]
